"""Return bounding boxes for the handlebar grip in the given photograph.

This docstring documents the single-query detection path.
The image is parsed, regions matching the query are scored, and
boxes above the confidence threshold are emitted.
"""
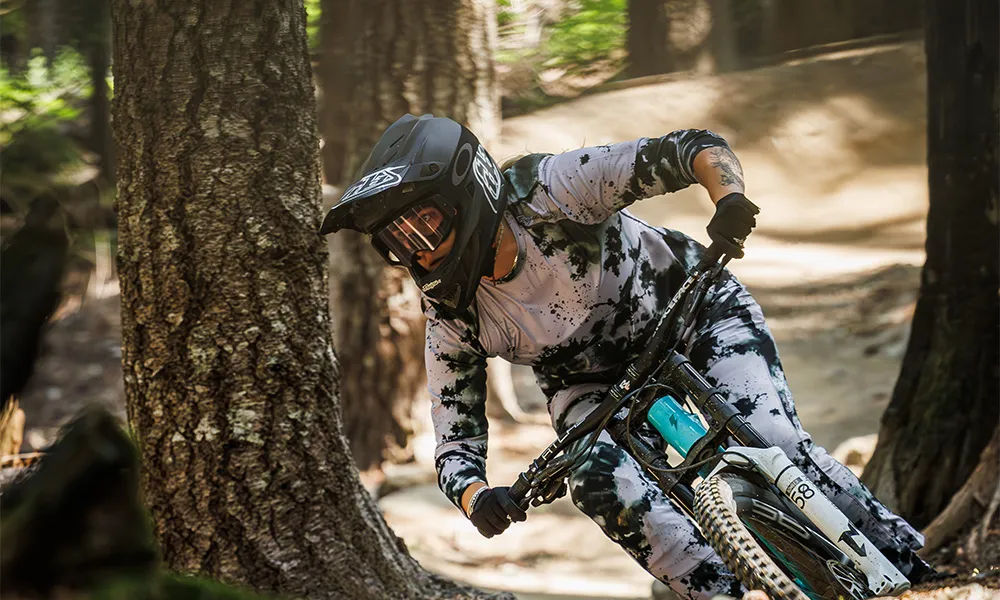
[508,474,532,511]
[695,242,725,272]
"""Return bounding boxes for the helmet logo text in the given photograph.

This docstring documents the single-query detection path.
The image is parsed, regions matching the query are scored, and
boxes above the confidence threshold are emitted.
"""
[473,145,502,212]
[340,165,407,204]
[421,279,441,292]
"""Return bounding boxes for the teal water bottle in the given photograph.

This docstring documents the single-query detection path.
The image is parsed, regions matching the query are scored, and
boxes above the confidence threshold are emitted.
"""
[647,394,708,458]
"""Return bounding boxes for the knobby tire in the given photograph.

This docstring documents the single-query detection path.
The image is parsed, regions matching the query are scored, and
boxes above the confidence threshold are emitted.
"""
[695,473,810,600]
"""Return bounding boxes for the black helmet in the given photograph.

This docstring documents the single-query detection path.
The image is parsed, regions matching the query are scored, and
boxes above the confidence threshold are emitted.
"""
[320,114,508,314]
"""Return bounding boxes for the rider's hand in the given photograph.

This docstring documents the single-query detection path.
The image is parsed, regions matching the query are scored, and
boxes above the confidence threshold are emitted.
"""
[468,486,527,538]
[706,192,759,259]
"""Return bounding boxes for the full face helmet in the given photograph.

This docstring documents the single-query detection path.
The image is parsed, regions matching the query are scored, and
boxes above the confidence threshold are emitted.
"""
[319,114,508,314]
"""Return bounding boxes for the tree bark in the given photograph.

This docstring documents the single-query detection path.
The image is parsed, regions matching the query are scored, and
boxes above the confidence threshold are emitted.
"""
[327,228,425,471]
[319,0,499,184]
[626,0,670,77]
[318,0,500,471]
[919,428,999,556]
[112,1,509,598]
[87,0,114,187]
[629,0,731,76]
[38,0,58,67]
[760,0,922,56]
[708,0,740,73]
[861,0,999,530]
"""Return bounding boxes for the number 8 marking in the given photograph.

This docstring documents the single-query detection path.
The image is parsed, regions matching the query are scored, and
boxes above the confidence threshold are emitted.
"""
[790,481,816,508]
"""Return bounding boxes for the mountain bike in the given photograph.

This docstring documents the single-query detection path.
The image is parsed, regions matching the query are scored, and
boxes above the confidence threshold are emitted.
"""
[504,236,913,600]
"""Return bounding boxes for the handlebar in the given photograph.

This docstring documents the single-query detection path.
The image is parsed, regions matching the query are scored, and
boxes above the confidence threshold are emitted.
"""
[695,242,726,274]
[508,473,532,509]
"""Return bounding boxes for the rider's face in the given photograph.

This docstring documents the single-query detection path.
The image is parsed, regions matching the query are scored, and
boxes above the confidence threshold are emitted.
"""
[415,227,456,271]
[406,204,455,271]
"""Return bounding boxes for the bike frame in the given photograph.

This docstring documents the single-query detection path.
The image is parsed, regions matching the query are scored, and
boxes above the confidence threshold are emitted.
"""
[508,245,912,597]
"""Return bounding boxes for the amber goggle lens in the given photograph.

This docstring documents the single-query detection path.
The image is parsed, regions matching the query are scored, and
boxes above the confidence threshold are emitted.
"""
[375,201,454,266]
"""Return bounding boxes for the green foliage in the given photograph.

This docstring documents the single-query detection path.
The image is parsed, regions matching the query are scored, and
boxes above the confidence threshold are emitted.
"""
[544,0,627,67]
[497,0,517,28]
[305,0,320,50]
[0,48,91,210]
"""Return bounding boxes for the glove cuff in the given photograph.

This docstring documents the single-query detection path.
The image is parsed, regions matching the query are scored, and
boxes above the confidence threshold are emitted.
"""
[466,485,489,517]
[717,191,759,213]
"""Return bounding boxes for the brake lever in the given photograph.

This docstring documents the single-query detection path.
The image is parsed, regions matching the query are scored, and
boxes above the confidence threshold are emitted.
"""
[530,477,568,507]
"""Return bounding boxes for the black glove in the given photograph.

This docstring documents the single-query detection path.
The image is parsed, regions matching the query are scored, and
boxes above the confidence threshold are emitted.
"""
[468,486,527,538]
[706,192,760,259]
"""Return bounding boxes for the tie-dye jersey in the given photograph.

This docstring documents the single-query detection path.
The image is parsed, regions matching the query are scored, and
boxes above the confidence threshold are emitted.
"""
[426,130,729,510]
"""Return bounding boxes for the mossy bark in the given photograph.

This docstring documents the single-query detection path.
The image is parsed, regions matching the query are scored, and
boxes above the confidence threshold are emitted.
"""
[317,0,499,471]
[862,0,999,529]
[111,1,510,598]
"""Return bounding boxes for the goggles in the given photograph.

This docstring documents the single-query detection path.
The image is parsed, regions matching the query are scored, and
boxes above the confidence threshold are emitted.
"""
[372,197,456,268]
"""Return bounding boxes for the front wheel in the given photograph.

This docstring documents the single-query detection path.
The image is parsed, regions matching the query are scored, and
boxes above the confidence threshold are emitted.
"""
[694,472,871,600]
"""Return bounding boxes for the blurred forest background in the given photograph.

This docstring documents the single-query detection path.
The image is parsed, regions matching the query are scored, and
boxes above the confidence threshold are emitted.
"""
[0,1,996,599]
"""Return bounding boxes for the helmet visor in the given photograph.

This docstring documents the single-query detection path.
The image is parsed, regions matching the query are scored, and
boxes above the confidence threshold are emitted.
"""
[373,198,455,267]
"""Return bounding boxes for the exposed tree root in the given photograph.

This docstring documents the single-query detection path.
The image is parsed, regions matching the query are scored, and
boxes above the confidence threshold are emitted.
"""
[920,427,999,556]
[965,470,1000,564]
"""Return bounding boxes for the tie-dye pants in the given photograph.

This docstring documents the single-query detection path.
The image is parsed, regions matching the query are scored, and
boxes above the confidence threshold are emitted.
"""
[555,281,928,600]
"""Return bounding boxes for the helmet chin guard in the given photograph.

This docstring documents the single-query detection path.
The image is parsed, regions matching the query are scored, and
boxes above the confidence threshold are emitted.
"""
[319,114,508,315]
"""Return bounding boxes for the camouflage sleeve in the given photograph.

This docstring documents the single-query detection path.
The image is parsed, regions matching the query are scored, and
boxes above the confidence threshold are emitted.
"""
[534,130,730,224]
[425,310,490,511]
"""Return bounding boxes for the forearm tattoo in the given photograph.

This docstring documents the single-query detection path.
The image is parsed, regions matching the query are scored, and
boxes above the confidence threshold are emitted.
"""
[707,147,745,189]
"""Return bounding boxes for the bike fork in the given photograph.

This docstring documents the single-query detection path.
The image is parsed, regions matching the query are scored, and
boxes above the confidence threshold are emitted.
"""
[705,446,911,596]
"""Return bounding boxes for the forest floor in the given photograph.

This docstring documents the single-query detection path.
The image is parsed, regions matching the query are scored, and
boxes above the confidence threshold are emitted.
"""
[11,39,997,599]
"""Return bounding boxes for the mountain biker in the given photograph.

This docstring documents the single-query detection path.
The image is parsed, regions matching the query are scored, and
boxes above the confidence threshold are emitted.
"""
[319,114,933,599]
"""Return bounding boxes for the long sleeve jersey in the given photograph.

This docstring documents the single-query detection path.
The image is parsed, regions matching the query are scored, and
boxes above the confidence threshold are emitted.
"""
[426,130,731,510]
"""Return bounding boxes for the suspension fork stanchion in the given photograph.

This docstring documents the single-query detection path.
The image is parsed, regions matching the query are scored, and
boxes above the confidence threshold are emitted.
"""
[664,353,769,449]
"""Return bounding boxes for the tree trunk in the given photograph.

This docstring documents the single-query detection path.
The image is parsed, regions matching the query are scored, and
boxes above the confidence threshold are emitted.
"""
[318,0,500,471]
[87,0,114,187]
[111,1,509,598]
[760,0,921,56]
[319,0,499,184]
[38,0,58,67]
[861,0,999,529]
[629,0,726,77]
[327,229,425,471]
[627,0,670,77]
[708,0,739,73]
